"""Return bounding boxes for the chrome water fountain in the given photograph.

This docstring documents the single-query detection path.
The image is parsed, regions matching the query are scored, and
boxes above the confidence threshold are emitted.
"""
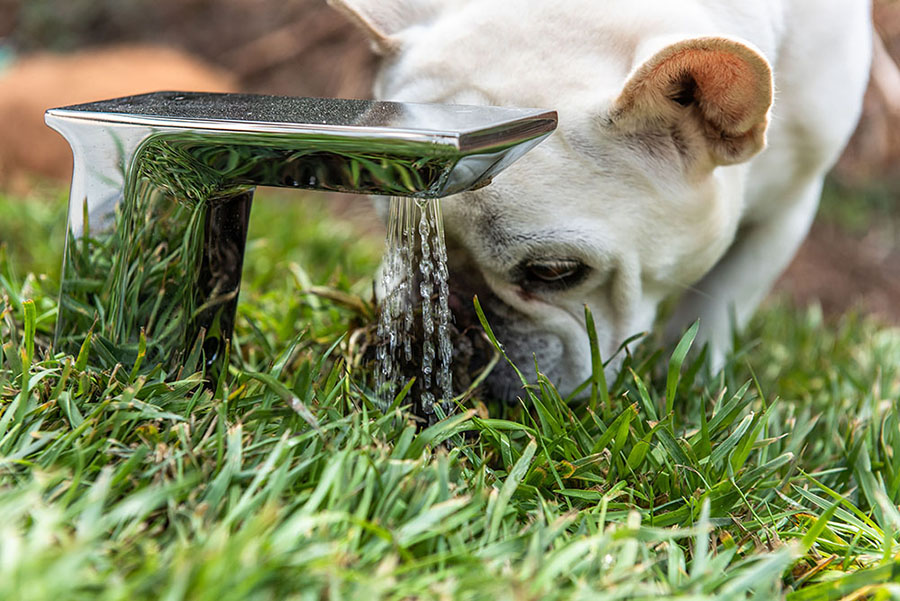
[45,91,557,376]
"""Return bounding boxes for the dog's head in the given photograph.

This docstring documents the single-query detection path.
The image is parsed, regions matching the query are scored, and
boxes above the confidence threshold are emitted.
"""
[333,0,773,398]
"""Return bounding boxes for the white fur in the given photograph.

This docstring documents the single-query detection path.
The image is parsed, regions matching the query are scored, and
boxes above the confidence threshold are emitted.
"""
[332,0,872,398]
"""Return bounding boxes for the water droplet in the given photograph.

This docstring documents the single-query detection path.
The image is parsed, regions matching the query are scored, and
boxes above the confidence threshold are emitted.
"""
[376,197,453,417]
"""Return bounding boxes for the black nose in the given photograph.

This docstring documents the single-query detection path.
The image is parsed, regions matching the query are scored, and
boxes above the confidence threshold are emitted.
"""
[443,236,494,322]
[443,260,527,403]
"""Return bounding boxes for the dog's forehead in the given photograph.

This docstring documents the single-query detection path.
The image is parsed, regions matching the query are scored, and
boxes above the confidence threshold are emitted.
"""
[380,0,725,104]
[440,182,621,267]
[437,137,730,283]
[440,134,665,230]
[382,3,640,105]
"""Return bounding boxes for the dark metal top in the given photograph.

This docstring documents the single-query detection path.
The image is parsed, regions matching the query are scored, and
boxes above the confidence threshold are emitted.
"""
[47,91,558,153]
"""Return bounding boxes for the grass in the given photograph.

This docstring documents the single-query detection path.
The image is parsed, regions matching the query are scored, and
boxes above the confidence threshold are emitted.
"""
[1,184,899,600]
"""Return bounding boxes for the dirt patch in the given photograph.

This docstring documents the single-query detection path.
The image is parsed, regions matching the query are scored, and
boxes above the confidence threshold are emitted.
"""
[0,45,236,192]
[6,0,377,99]
[777,220,900,324]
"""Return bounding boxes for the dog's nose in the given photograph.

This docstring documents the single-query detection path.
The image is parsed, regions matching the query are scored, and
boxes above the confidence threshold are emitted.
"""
[443,238,491,322]
[440,245,512,394]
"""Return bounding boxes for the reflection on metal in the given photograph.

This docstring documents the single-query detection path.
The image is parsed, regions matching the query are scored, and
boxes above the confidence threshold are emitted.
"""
[45,91,557,376]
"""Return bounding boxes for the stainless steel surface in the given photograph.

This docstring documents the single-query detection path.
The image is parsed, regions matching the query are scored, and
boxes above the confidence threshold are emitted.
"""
[46,91,557,375]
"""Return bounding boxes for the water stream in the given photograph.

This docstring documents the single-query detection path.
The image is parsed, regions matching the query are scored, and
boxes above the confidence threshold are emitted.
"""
[376,197,453,417]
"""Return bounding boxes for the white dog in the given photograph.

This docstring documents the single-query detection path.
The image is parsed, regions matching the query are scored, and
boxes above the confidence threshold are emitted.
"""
[331,0,872,399]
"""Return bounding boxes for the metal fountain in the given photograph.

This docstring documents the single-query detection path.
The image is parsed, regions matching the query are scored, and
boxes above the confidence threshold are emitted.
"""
[45,91,557,376]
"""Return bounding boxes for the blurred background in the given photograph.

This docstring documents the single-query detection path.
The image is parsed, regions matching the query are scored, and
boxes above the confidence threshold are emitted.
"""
[0,0,898,324]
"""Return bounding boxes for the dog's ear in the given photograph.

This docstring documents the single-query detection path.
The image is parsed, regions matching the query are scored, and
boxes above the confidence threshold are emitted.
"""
[328,0,445,54]
[611,37,773,167]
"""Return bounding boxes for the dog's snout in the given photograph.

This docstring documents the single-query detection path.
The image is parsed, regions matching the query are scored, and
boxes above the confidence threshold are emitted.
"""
[443,256,569,401]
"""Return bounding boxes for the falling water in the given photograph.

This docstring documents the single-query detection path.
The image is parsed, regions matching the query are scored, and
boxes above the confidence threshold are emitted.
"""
[376,197,453,416]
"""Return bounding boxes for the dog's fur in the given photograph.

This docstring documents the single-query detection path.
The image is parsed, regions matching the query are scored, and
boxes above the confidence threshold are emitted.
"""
[332,0,872,399]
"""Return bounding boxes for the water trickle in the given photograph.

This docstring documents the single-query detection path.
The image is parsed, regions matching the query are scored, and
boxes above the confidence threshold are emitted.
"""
[376,197,454,417]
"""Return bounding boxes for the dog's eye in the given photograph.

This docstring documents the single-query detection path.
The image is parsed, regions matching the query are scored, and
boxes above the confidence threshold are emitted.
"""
[522,259,587,287]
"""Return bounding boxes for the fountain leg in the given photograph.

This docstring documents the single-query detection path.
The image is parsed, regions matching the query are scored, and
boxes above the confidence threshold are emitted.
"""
[191,189,254,371]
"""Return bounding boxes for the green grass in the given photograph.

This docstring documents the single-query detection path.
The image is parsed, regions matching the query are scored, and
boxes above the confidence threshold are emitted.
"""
[818,178,900,236]
[1,186,899,600]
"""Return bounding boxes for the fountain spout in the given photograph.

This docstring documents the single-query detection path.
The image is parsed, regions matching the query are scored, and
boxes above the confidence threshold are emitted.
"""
[45,91,556,374]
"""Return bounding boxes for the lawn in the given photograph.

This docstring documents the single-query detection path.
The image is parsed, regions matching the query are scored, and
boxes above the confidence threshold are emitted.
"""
[1,185,899,600]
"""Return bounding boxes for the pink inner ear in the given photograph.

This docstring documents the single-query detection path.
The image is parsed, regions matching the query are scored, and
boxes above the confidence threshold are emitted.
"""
[329,0,446,55]
[613,38,774,166]
[329,0,399,54]
[675,50,763,135]
[615,39,773,138]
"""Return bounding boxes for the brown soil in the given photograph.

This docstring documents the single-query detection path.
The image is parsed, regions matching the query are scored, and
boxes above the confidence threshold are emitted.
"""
[0,45,236,193]
[777,221,900,324]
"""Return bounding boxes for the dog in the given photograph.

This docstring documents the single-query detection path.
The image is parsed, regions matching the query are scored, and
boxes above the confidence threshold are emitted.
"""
[331,0,872,400]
